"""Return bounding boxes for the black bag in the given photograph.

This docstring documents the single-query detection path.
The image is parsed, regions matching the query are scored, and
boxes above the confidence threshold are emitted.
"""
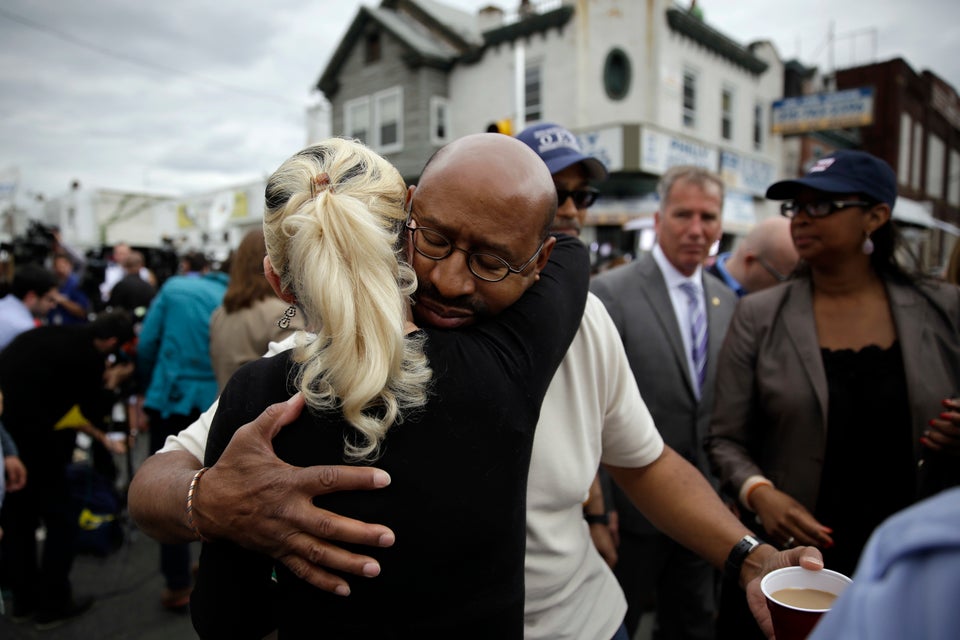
[66,462,125,556]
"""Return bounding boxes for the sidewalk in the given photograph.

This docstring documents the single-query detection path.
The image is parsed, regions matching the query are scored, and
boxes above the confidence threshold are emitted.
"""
[1,525,200,639]
[1,432,200,639]
[0,436,656,639]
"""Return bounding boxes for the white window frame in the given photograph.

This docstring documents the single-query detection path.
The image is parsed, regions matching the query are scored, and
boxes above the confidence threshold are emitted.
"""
[373,86,403,154]
[721,86,735,141]
[898,113,912,179]
[429,96,451,146]
[344,96,371,145]
[911,121,922,189]
[682,68,697,129]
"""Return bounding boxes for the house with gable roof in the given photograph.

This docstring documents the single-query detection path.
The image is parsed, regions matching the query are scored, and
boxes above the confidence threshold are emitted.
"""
[315,0,786,256]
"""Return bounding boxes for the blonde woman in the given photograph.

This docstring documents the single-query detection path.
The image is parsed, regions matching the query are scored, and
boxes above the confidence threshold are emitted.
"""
[191,136,588,638]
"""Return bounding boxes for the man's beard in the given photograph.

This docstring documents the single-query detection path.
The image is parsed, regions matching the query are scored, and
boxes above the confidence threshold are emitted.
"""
[412,280,491,326]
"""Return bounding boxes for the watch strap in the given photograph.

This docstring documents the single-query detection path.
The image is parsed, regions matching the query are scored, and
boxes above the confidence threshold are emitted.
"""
[583,512,610,526]
[725,534,762,577]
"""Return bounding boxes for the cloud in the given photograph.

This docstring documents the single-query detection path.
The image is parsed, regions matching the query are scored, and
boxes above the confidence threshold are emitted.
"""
[1,0,957,209]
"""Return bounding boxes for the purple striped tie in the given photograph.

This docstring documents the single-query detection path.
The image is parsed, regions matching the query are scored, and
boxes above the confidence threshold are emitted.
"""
[680,281,707,392]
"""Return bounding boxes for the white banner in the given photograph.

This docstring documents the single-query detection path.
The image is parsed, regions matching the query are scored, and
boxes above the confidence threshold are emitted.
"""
[641,128,718,175]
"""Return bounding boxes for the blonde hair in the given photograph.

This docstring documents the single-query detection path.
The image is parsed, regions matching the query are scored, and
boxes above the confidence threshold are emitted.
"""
[263,138,431,461]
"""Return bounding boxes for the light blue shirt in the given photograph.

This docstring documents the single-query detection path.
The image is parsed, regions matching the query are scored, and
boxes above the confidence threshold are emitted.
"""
[0,294,37,351]
[809,486,960,640]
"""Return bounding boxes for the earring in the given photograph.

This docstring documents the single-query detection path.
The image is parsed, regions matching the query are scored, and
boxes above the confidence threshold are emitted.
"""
[277,305,297,329]
[862,232,874,255]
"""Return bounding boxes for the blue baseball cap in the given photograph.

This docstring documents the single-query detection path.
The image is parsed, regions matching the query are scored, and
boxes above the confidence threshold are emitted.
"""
[766,150,897,208]
[517,123,609,181]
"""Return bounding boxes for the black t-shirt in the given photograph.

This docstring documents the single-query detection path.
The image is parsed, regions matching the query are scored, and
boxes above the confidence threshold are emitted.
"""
[191,235,588,639]
[0,325,109,478]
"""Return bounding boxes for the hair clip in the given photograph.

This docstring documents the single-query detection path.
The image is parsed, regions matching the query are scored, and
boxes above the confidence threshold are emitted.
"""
[310,172,333,198]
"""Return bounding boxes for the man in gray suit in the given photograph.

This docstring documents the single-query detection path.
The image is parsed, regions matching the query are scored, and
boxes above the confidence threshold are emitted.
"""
[591,165,736,639]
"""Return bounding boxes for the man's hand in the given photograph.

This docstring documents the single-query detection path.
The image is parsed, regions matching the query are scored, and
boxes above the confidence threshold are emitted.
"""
[742,544,824,638]
[587,519,618,568]
[103,361,135,390]
[4,455,27,491]
[193,393,396,596]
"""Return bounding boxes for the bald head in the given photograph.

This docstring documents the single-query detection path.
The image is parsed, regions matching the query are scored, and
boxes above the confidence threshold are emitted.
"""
[726,216,798,294]
[123,250,145,273]
[406,133,560,329]
[417,133,557,238]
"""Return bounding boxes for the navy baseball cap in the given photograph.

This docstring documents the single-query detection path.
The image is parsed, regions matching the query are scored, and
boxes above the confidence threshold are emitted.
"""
[766,150,897,208]
[517,123,609,181]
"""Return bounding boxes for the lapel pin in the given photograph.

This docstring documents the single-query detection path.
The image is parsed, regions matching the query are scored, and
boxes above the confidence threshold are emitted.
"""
[712,296,720,307]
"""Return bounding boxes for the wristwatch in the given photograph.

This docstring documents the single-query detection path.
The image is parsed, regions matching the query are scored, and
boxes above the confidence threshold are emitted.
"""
[725,534,762,577]
[583,512,610,526]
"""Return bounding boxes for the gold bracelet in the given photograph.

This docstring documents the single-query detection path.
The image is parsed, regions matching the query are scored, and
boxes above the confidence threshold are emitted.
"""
[186,466,210,542]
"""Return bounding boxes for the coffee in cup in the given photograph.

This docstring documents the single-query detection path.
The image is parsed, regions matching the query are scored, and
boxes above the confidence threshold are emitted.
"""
[760,566,851,640]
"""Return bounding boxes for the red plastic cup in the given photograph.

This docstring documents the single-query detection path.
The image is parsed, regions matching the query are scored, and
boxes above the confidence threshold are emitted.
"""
[760,566,852,640]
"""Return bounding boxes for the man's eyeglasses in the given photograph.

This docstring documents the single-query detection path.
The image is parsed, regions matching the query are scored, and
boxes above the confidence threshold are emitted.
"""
[755,255,790,282]
[404,212,545,283]
[557,187,599,210]
[779,200,873,219]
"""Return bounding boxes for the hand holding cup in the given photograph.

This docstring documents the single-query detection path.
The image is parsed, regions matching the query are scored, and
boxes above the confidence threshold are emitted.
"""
[760,566,851,640]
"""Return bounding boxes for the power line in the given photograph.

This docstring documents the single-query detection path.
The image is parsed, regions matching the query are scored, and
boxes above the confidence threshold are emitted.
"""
[0,6,300,109]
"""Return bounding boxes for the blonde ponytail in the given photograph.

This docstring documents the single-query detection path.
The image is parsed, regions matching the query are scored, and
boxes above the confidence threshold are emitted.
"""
[263,138,430,460]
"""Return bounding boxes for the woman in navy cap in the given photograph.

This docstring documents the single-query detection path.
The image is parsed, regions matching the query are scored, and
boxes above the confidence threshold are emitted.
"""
[706,150,960,637]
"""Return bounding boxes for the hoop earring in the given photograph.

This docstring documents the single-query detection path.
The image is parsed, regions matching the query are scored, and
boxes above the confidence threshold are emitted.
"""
[277,305,297,329]
[862,232,874,256]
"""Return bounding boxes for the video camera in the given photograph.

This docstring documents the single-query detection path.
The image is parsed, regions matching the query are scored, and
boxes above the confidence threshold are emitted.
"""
[1,220,59,268]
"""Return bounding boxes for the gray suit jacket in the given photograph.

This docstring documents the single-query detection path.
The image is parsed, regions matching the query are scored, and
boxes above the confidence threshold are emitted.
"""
[706,276,960,511]
[591,252,737,534]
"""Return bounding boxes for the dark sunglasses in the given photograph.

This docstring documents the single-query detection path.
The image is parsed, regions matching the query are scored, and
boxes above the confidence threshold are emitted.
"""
[780,199,873,219]
[557,187,599,210]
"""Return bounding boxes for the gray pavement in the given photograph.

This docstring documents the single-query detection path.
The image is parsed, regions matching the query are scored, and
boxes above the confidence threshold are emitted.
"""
[1,433,200,640]
[0,435,657,640]
[1,522,201,639]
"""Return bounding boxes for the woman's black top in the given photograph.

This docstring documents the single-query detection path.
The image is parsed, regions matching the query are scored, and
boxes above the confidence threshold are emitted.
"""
[816,341,914,576]
[191,236,588,639]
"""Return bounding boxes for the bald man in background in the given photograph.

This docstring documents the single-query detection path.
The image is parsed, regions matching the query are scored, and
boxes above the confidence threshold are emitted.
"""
[708,217,798,297]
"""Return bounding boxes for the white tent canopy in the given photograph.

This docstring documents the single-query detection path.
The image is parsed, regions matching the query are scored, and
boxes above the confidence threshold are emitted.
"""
[894,197,960,235]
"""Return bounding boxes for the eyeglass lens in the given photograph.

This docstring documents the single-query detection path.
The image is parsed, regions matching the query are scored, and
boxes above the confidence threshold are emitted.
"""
[557,188,598,209]
[780,200,871,219]
[410,227,510,281]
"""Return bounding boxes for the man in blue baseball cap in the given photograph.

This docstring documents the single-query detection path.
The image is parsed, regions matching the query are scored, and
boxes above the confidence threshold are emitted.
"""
[517,122,608,237]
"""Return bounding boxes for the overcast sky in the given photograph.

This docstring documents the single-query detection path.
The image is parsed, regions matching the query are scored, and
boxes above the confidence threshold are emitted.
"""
[1,0,957,206]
